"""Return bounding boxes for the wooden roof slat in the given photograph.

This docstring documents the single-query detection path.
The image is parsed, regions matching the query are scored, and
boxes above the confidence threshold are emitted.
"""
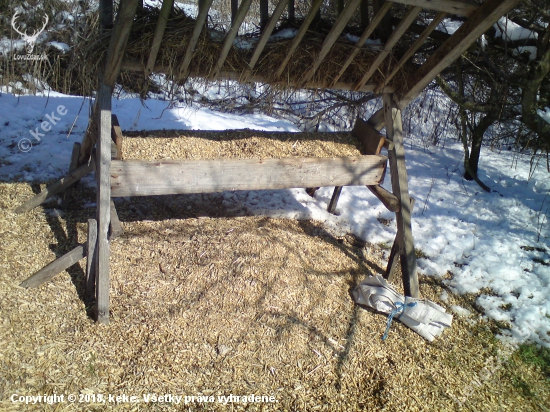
[242,0,290,81]
[212,0,254,79]
[399,0,521,107]
[301,0,363,84]
[387,0,478,17]
[103,0,141,87]
[274,0,325,79]
[329,2,393,87]
[375,12,447,93]
[145,0,174,76]
[178,0,214,80]
[353,6,421,91]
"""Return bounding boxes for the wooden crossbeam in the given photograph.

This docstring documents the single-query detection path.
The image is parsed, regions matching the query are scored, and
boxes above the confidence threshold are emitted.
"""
[329,2,393,86]
[353,6,421,91]
[243,0,289,81]
[387,0,478,17]
[301,0,363,84]
[398,0,521,107]
[274,0,324,79]
[111,156,388,197]
[145,0,174,76]
[212,0,253,79]
[375,12,447,93]
[383,93,418,298]
[178,0,214,79]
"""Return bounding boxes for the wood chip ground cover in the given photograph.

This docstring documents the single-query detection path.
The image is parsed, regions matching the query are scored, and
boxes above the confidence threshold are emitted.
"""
[1,131,548,411]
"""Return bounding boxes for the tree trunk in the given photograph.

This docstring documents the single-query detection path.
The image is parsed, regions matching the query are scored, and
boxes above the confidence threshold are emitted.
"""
[464,114,495,181]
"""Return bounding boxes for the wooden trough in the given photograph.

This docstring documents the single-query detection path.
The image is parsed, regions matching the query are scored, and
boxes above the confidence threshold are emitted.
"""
[15,0,521,324]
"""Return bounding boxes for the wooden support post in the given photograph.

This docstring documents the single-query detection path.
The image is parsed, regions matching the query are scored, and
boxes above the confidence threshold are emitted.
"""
[99,0,113,33]
[15,162,94,214]
[373,0,392,42]
[360,0,369,28]
[62,142,82,209]
[111,114,123,160]
[260,0,269,29]
[145,0,174,76]
[86,219,97,304]
[19,244,86,289]
[301,0,363,84]
[327,186,343,214]
[287,0,295,22]
[383,93,418,298]
[385,197,415,282]
[96,82,112,324]
[274,0,324,79]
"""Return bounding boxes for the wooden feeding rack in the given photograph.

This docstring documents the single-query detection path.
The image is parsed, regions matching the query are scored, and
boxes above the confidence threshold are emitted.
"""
[15,0,520,323]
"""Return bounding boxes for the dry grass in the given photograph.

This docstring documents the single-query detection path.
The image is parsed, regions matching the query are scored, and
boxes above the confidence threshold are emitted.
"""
[79,6,414,93]
[1,131,549,411]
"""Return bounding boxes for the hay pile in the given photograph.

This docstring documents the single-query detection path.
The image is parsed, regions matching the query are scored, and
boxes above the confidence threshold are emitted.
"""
[83,6,414,90]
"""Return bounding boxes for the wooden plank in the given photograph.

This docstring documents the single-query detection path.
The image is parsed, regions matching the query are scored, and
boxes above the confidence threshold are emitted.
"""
[327,186,343,214]
[274,0,324,79]
[103,0,141,88]
[376,12,447,93]
[19,244,86,289]
[111,156,388,197]
[178,0,214,79]
[383,93,418,298]
[95,82,112,325]
[86,219,97,304]
[109,200,124,238]
[398,0,521,107]
[62,142,82,209]
[352,117,386,155]
[353,6,421,91]
[384,197,415,281]
[301,0,363,84]
[243,0,289,81]
[15,162,94,214]
[387,0,478,17]
[145,0,174,76]
[211,0,253,79]
[330,2,393,86]
[111,114,123,160]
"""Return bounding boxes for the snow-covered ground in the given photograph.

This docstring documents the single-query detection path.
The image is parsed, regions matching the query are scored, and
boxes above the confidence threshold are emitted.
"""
[0,87,548,348]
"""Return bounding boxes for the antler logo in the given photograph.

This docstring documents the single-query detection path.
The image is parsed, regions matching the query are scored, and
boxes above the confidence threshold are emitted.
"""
[11,11,48,55]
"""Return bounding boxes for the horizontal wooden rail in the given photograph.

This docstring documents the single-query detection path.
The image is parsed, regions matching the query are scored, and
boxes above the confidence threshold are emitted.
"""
[111,156,388,197]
